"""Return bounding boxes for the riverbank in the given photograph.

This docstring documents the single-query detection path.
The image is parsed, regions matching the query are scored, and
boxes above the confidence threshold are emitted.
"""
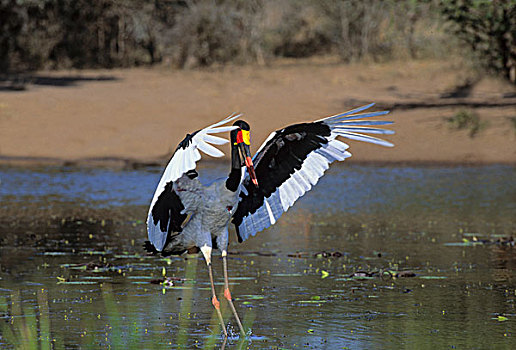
[1,58,515,167]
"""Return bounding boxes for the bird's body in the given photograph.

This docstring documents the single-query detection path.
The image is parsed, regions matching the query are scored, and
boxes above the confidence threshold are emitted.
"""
[165,174,241,255]
[145,105,394,337]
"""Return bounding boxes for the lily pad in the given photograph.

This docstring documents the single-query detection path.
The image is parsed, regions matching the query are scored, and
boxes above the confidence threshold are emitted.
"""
[127,276,156,280]
[444,241,482,247]
[298,300,327,304]
[237,295,264,300]
[79,250,109,255]
[114,254,142,259]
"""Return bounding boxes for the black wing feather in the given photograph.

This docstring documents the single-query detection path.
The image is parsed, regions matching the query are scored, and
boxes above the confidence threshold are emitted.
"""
[151,181,187,234]
[232,121,331,241]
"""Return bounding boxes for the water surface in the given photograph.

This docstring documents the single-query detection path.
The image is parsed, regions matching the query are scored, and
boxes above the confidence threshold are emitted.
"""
[0,164,515,349]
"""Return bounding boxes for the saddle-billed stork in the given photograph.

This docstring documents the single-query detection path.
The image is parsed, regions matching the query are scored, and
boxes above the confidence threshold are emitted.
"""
[145,103,394,337]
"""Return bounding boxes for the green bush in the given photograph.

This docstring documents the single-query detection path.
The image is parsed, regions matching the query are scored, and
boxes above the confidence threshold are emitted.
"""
[438,0,516,85]
[446,109,487,137]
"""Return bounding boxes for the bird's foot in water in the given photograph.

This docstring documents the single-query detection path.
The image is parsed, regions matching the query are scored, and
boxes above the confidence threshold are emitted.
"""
[224,323,252,340]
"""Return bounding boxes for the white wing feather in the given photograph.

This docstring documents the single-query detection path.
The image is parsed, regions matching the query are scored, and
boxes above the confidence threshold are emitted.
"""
[150,113,240,205]
[147,114,240,250]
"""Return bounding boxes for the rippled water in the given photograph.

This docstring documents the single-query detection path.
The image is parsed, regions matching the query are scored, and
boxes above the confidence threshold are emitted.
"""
[0,164,515,349]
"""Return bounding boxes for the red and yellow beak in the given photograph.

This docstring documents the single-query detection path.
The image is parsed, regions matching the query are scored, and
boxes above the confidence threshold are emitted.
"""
[236,130,258,188]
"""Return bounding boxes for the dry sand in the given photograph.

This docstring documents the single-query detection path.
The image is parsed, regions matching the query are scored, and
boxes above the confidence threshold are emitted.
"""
[1,58,515,166]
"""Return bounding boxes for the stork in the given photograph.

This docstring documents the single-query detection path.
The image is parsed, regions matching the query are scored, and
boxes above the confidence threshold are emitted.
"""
[145,103,394,337]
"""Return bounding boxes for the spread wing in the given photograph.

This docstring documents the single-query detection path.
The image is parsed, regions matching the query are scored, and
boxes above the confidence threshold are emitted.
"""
[147,114,240,251]
[232,103,394,242]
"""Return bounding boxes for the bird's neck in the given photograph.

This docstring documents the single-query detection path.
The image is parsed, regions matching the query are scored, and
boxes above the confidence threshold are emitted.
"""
[225,145,242,192]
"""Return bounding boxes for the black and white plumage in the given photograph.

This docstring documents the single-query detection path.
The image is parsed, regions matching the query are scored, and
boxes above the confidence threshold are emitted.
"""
[232,103,393,242]
[145,104,393,337]
[146,114,241,253]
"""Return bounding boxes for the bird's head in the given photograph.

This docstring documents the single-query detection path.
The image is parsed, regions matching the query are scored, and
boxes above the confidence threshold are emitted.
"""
[231,120,258,187]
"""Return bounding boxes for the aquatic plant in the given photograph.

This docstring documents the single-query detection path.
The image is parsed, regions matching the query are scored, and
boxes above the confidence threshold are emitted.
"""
[0,261,254,349]
[0,290,55,350]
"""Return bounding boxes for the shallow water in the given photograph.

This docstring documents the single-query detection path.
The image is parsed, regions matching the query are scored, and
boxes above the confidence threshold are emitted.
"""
[0,164,515,349]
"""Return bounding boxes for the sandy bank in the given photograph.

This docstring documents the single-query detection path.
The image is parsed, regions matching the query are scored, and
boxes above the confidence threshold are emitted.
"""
[1,58,515,167]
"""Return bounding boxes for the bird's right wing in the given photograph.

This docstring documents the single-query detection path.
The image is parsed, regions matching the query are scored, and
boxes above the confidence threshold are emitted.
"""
[232,104,393,242]
[147,114,240,251]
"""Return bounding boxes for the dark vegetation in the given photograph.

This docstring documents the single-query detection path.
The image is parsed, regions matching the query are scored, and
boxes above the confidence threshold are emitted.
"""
[446,109,487,137]
[0,0,447,70]
[439,0,516,84]
[0,0,514,85]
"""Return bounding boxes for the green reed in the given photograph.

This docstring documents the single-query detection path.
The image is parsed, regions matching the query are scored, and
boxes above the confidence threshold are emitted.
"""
[1,257,254,349]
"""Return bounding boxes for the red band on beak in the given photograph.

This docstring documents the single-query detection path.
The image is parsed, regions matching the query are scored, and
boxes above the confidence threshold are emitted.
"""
[236,131,243,144]
[245,156,253,168]
[245,156,259,187]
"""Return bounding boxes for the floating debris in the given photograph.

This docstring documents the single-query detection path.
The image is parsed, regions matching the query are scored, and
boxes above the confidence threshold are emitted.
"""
[150,276,185,287]
[126,276,155,279]
[56,276,98,285]
[494,315,509,322]
[384,270,417,278]
[43,251,69,256]
[227,277,255,281]
[80,276,110,280]
[298,300,327,304]
[235,295,265,302]
[349,271,377,279]
[61,261,111,271]
[445,236,514,247]
[113,254,143,259]
[314,251,345,258]
[287,252,310,258]
[79,250,111,256]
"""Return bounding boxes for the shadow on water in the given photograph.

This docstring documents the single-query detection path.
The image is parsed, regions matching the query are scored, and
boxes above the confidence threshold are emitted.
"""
[0,164,515,348]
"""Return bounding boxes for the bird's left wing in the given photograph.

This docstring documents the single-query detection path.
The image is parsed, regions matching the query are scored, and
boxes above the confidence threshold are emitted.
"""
[232,104,393,242]
[147,114,240,251]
